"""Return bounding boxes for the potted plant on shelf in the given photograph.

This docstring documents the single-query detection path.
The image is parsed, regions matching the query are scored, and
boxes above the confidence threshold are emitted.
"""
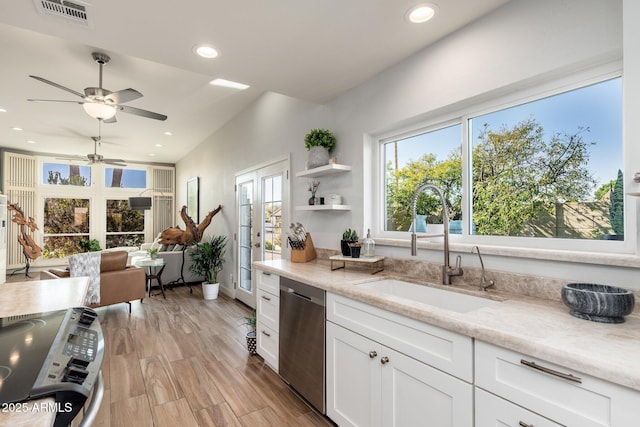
[304,128,336,169]
[348,241,362,258]
[189,235,227,300]
[242,310,257,355]
[341,228,359,256]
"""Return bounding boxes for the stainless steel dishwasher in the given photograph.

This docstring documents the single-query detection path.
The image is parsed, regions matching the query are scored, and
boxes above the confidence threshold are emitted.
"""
[279,276,326,414]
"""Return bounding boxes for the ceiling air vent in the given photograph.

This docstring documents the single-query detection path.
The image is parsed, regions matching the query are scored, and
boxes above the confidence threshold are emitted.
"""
[33,0,93,27]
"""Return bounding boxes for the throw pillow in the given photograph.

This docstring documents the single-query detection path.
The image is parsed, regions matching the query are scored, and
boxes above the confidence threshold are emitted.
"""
[173,244,183,251]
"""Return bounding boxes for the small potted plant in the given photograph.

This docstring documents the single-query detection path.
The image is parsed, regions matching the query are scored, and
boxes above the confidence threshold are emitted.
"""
[146,246,160,259]
[305,128,336,168]
[242,310,257,355]
[189,235,227,300]
[341,228,359,256]
[348,241,362,258]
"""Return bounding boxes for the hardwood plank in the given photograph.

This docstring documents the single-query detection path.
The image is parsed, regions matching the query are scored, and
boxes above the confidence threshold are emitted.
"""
[193,402,243,427]
[111,394,154,427]
[152,398,199,427]
[140,354,183,406]
[171,357,225,411]
[109,351,146,403]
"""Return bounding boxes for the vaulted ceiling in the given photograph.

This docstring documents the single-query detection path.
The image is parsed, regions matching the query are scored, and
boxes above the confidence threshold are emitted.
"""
[0,0,509,164]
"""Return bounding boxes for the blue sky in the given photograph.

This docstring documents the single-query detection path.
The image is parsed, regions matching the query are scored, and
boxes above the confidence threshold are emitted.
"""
[387,77,623,195]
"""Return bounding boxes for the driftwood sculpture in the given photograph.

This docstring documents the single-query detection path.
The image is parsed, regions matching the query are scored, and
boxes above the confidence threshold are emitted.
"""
[159,204,222,246]
[8,202,43,260]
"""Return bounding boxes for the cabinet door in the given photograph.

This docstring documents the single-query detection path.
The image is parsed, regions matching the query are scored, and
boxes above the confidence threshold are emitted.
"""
[381,347,473,427]
[256,321,278,371]
[475,388,562,427]
[326,322,381,427]
[256,289,279,332]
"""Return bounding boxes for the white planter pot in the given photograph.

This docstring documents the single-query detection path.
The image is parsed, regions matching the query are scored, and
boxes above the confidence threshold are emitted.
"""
[202,282,220,300]
[307,146,330,168]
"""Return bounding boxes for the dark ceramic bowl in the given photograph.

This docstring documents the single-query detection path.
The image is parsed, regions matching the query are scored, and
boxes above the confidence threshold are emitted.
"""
[561,283,635,324]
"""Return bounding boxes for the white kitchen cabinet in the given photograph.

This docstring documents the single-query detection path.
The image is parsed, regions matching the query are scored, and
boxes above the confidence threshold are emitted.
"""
[475,340,640,427]
[255,269,279,371]
[475,388,562,427]
[327,294,473,427]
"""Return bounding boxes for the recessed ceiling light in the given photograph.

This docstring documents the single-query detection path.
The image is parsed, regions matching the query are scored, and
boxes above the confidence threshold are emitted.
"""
[155,144,163,147]
[406,4,438,23]
[210,78,250,90]
[0,108,7,113]
[194,44,219,59]
[164,131,172,136]
[12,127,23,131]
[26,140,36,144]
[148,153,156,157]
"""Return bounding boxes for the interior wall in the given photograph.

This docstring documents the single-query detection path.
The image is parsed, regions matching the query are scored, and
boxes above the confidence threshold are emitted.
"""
[177,0,636,294]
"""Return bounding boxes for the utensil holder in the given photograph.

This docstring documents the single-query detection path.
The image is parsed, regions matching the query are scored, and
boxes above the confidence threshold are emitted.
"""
[291,233,317,263]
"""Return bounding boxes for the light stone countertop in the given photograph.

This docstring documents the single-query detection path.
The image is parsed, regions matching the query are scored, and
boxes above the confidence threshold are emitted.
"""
[0,277,89,427]
[254,259,640,392]
[0,277,89,317]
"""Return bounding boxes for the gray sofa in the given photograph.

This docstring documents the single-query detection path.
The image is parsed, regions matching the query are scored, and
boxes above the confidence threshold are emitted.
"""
[138,243,204,284]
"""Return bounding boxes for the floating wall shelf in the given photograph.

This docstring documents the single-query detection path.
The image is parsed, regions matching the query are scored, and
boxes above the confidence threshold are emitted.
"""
[295,163,351,178]
[296,204,352,211]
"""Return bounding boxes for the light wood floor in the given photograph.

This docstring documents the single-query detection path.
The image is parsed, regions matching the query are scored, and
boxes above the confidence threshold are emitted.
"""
[8,272,332,427]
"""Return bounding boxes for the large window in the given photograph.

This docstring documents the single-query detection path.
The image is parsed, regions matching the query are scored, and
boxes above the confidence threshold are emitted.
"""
[43,163,91,186]
[380,75,623,246]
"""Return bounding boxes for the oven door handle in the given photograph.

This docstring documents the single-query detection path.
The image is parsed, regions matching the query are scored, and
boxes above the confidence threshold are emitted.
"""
[78,369,104,427]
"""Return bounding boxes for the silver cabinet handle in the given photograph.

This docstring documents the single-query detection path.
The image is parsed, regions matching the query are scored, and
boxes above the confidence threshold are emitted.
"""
[519,422,534,427]
[369,351,377,359]
[380,356,390,365]
[261,295,271,301]
[261,330,271,337]
[262,272,271,276]
[520,359,582,383]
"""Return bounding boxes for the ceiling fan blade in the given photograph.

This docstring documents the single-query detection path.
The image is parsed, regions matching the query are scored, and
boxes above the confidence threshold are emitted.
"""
[27,99,84,104]
[29,75,85,98]
[105,88,143,104]
[56,155,87,161]
[117,105,167,121]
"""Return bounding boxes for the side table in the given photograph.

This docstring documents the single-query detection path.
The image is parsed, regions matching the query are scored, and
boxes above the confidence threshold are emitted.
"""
[135,258,167,298]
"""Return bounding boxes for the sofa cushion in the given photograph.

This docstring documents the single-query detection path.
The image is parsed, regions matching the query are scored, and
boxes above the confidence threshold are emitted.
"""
[100,251,128,272]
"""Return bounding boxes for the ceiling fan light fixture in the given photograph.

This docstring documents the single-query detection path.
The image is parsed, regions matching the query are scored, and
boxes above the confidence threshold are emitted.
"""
[83,103,116,120]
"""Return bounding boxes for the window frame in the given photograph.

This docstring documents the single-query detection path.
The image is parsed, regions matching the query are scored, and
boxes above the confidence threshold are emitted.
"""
[371,62,633,256]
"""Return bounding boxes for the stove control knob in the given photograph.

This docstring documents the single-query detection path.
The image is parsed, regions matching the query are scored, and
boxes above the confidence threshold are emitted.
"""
[79,308,98,325]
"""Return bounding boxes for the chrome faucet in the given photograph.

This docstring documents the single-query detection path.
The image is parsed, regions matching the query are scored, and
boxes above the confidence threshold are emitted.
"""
[472,246,494,291]
[411,183,463,285]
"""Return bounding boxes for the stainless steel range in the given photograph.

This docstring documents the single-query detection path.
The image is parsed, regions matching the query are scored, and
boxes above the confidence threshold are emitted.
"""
[0,307,105,427]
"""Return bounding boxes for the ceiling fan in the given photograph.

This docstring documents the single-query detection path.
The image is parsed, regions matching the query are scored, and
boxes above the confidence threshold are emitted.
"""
[58,121,127,166]
[28,51,167,122]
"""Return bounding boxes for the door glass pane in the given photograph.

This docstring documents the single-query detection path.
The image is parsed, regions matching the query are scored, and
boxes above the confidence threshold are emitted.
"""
[238,181,253,292]
[263,175,282,261]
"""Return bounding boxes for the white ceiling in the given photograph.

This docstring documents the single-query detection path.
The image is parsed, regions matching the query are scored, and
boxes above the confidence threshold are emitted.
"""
[0,0,509,165]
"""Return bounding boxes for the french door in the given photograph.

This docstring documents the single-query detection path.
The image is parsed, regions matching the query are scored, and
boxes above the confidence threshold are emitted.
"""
[235,159,289,308]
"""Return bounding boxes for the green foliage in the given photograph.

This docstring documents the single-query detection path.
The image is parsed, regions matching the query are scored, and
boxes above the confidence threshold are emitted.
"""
[594,179,616,200]
[189,235,227,283]
[471,119,595,236]
[304,128,336,152]
[80,238,102,252]
[242,310,257,332]
[609,169,624,235]
[342,228,359,241]
[47,169,89,186]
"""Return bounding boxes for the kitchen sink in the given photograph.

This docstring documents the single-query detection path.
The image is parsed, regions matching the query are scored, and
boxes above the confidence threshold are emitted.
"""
[356,279,500,313]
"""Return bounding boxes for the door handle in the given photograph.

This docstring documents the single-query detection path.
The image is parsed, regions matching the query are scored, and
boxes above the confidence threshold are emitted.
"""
[254,242,261,248]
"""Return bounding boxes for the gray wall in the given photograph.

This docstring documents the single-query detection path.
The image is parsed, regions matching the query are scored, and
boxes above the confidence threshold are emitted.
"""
[178,0,639,295]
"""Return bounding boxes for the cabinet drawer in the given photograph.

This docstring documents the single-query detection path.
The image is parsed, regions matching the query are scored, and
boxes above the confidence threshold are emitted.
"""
[475,340,640,427]
[327,293,472,382]
[257,289,279,332]
[475,388,561,427]
[256,321,278,371]
[256,269,279,295]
